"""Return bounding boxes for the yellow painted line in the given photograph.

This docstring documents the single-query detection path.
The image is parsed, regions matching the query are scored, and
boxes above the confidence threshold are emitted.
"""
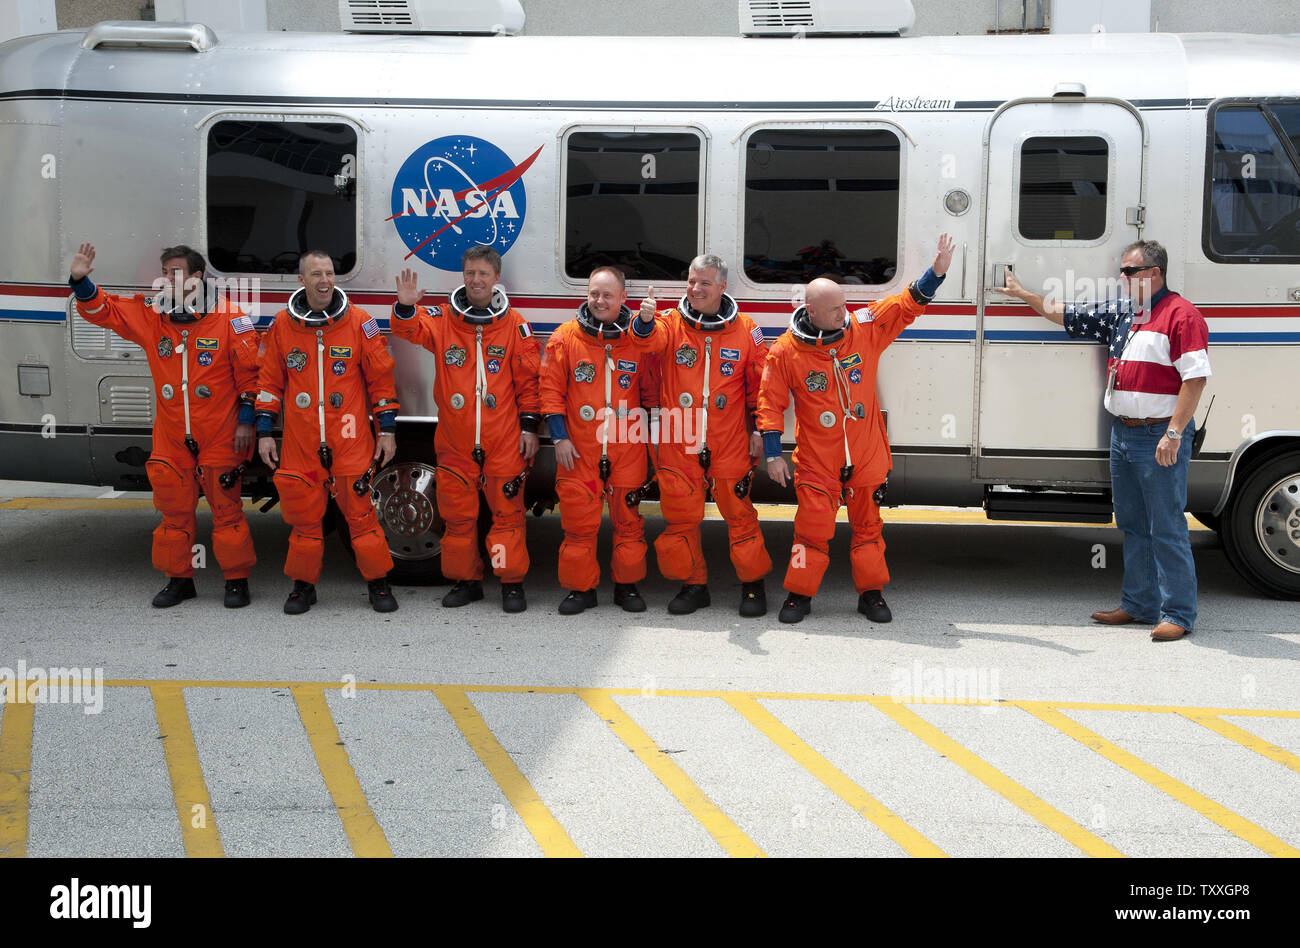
[291,685,392,858]
[579,690,765,858]
[1179,712,1300,777]
[150,685,224,857]
[1021,704,1300,858]
[433,685,582,858]
[867,696,1124,857]
[724,694,946,857]
[0,683,36,858]
[40,681,1300,720]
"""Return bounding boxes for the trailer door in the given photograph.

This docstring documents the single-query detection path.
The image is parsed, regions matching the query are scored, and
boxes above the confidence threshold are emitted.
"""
[976,100,1145,486]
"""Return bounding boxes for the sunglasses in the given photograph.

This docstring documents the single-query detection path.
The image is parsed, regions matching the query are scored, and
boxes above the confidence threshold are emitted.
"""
[1119,265,1154,277]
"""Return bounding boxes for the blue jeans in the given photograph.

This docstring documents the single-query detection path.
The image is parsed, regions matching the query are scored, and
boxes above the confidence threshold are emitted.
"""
[1110,417,1197,630]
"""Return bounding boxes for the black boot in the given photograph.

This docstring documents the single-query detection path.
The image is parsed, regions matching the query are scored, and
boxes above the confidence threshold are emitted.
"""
[858,589,892,623]
[739,581,767,617]
[613,583,646,613]
[152,577,196,608]
[442,580,484,608]
[368,578,398,613]
[284,580,316,615]
[223,578,250,609]
[667,584,711,615]
[558,589,597,615]
[778,592,811,624]
[501,582,527,613]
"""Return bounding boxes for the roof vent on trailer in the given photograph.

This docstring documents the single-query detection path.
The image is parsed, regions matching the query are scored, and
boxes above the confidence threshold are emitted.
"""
[739,0,915,36]
[339,0,524,35]
[81,21,218,51]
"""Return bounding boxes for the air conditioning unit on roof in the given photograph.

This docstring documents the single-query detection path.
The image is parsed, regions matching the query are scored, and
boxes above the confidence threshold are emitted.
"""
[340,0,524,35]
[740,0,915,36]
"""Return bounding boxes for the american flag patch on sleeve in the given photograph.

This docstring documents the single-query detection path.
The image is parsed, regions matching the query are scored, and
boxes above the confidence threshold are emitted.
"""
[751,326,765,347]
[362,317,380,339]
[231,315,255,334]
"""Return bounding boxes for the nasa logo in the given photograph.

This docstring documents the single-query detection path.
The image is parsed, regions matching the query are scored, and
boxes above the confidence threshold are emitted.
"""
[618,373,632,390]
[389,136,542,273]
[197,351,213,367]
[849,368,862,385]
[487,358,501,375]
[332,360,347,376]
[719,362,734,377]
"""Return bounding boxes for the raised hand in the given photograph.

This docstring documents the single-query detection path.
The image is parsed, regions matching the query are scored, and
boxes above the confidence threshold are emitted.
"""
[70,242,96,281]
[395,268,425,307]
[994,269,1026,298]
[639,286,657,322]
[932,234,956,277]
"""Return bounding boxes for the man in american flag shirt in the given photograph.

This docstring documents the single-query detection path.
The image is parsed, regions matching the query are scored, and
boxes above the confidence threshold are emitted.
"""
[997,241,1210,641]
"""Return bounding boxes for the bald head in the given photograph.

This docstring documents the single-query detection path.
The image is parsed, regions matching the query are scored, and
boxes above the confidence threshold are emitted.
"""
[805,278,847,332]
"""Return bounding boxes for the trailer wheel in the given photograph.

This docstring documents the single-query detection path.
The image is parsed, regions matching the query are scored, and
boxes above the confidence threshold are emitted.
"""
[370,457,446,586]
[1221,448,1300,599]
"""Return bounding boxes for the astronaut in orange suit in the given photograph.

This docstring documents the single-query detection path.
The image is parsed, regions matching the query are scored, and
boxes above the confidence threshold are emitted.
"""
[758,234,954,625]
[645,254,772,617]
[256,250,400,615]
[389,247,542,613]
[539,267,667,614]
[68,241,259,609]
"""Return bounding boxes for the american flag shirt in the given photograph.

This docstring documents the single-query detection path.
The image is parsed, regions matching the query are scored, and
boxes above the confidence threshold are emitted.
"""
[1062,287,1211,419]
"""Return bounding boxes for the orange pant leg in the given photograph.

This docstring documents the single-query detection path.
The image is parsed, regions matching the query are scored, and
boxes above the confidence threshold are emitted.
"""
[784,480,838,598]
[609,484,647,585]
[482,475,529,584]
[197,465,256,579]
[336,476,394,581]
[653,464,707,584]
[274,469,329,584]
[712,476,772,584]
[846,483,889,592]
[436,465,485,582]
[556,475,601,592]
[146,455,201,578]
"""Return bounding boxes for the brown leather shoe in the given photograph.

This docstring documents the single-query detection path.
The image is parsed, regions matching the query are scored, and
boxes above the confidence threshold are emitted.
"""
[1091,607,1136,625]
[1151,621,1189,641]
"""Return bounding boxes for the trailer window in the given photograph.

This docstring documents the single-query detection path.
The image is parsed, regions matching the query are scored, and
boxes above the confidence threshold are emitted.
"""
[743,129,900,285]
[564,131,701,281]
[1206,104,1300,260]
[1018,136,1108,241]
[206,121,357,275]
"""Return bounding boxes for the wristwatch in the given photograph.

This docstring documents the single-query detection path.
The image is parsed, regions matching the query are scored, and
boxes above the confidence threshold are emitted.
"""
[1165,428,1182,441]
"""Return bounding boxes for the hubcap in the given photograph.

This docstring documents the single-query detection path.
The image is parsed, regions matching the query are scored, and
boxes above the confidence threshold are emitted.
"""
[1254,473,1300,574]
[372,462,442,561]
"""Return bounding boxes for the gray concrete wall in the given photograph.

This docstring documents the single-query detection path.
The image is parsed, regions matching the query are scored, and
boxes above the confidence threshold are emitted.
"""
[55,0,146,30]
[48,0,1300,36]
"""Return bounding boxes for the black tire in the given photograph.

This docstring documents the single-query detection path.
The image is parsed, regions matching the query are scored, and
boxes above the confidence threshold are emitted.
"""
[1221,448,1300,599]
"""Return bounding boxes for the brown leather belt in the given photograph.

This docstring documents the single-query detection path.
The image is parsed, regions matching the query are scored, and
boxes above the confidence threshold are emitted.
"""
[1119,416,1172,428]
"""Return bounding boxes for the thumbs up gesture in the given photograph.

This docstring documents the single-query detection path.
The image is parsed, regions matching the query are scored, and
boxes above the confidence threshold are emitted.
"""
[639,286,657,323]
